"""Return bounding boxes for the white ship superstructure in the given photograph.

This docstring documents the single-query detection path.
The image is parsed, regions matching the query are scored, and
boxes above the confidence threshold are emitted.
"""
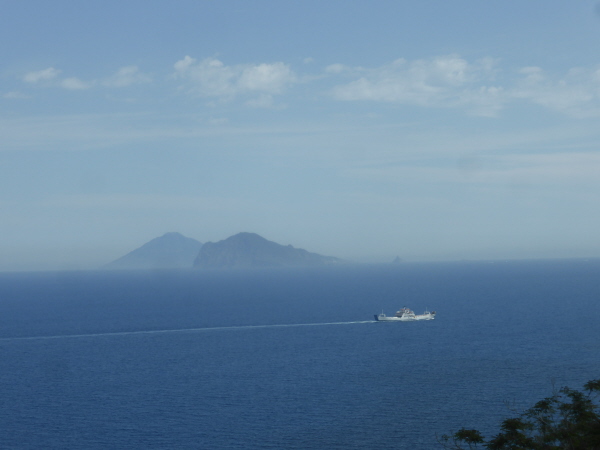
[374,307,436,322]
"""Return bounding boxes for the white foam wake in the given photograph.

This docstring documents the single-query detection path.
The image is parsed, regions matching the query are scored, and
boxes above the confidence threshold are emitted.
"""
[0,320,376,342]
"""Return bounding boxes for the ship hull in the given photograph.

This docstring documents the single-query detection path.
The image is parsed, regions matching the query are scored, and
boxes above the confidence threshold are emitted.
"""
[374,313,435,322]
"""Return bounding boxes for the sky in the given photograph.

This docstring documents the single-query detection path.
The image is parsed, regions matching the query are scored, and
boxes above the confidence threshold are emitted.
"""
[2,0,600,270]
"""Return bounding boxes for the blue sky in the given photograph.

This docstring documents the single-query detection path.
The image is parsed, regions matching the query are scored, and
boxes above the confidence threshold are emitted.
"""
[2,0,600,270]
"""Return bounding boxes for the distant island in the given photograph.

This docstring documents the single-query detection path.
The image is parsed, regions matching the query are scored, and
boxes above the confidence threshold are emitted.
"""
[104,232,203,270]
[194,232,342,268]
[105,232,342,270]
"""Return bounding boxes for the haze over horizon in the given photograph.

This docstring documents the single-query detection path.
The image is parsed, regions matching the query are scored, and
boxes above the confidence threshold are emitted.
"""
[2,1,600,271]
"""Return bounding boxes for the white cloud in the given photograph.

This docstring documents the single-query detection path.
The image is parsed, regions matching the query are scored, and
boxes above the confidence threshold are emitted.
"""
[325,63,349,74]
[3,91,31,99]
[457,85,506,117]
[329,55,600,117]
[173,56,296,102]
[19,56,600,118]
[21,65,150,92]
[61,77,93,90]
[511,65,600,117]
[238,62,294,94]
[173,57,237,98]
[174,55,195,72]
[22,67,91,90]
[103,65,152,87]
[330,55,501,114]
[23,67,61,83]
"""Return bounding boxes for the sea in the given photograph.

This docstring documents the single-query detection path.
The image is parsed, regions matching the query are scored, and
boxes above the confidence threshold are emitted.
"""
[0,259,598,449]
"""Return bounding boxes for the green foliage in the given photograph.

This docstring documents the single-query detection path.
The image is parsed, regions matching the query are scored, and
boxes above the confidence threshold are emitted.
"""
[439,378,600,449]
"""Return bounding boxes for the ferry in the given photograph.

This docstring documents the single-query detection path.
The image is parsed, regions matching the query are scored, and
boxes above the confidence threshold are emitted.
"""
[374,307,436,322]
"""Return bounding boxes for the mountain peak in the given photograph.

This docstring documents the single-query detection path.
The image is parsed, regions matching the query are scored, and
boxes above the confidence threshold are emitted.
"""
[161,232,185,238]
[105,233,203,270]
[227,232,267,242]
[194,233,340,269]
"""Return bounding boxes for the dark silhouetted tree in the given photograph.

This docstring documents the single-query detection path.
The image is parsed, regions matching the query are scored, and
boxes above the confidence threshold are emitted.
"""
[439,378,600,449]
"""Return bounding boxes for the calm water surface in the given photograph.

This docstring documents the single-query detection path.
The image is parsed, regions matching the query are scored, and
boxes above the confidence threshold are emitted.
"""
[0,260,598,449]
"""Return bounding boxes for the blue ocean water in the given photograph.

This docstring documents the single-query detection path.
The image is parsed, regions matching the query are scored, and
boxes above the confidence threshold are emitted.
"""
[0,260,599,449]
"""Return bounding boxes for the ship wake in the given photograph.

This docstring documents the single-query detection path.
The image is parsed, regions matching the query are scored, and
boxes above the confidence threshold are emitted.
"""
[0,320,376,342]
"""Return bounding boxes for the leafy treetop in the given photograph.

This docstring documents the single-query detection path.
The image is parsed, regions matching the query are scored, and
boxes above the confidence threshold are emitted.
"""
[440,379,600,450]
